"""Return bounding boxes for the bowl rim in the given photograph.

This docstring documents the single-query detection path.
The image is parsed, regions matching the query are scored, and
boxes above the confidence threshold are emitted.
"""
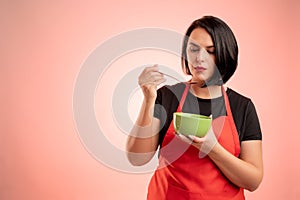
[173,112,212,120]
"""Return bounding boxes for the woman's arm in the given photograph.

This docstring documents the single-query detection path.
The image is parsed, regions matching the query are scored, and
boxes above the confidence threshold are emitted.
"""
[126,65,165,166]
[208,140,263,191]
[126,99,160,166]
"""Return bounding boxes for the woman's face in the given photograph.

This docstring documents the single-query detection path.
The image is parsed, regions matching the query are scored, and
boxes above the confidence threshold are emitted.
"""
[186,28,216,83]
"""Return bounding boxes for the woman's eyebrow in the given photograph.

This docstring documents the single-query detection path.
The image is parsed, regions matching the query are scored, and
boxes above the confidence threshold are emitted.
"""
[189,42,200,47]
[206,45,215,49]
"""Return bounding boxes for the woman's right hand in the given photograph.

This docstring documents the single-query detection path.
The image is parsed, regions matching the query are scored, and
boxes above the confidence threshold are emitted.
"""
[138,65,166,101]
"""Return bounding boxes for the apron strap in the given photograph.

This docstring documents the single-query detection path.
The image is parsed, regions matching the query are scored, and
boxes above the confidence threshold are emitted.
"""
[222,86,241,156]
[222,86,233,118]
[176,83,190,112]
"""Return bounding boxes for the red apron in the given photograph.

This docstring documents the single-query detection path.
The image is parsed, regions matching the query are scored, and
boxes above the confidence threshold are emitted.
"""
[147,84,245,200]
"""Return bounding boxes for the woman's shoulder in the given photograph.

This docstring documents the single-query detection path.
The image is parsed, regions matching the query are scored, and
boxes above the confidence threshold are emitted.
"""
[226,88,251,103]
[226,88,256,113]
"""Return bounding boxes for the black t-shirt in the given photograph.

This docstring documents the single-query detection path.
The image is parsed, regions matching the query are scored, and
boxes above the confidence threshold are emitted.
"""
[154,83,262,147]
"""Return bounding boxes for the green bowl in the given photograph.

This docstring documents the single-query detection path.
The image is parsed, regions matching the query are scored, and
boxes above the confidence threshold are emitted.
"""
[173,112,212,137]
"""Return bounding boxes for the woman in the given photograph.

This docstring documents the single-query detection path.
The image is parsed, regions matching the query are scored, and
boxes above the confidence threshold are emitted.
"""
[126,16,263,200]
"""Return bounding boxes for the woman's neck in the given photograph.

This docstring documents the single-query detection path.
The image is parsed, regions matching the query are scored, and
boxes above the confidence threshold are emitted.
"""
[190,84,223,99]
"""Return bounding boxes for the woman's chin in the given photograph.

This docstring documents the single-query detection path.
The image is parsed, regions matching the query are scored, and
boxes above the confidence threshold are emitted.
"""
[191,74,206,83]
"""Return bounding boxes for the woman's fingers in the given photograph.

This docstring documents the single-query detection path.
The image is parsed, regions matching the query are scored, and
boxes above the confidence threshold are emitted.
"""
[138,64,166,100]
[154,76,166,85]
[176,133,193,143]
[199,128,218,158]
[139,65,165,85]
[176,134,204,148]
[187,135,205,143]
[176,129,218,158]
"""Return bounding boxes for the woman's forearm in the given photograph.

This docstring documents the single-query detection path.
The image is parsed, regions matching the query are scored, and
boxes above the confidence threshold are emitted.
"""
[126,99,160,165]
[208,141,263,191]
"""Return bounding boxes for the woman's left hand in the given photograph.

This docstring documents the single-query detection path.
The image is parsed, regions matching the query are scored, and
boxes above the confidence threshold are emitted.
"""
[177,127,218,158]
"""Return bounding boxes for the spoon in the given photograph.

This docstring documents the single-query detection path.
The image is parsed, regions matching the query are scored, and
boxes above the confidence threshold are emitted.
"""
[159,72,203,85]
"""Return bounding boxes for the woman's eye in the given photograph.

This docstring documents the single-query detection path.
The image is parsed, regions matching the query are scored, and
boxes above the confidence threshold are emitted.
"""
[207,50,215,54]
[206,48,216,54]
[189,46,199,53]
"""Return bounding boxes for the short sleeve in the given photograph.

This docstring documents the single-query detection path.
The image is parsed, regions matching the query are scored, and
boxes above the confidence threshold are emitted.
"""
[154,89,162,119]
[242,100,262,141]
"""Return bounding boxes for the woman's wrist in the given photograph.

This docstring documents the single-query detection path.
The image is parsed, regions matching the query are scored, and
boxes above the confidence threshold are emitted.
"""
[143,96,156,105]
[207,142,222,158]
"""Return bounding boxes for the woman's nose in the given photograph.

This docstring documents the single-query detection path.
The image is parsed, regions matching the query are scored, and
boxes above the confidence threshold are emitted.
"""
[196,48,206,62]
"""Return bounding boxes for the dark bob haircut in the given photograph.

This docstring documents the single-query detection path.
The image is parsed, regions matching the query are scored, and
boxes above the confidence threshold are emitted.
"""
[181,16,238,84]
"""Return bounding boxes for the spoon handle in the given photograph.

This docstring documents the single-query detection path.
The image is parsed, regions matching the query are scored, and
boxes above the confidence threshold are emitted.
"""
[159,72,201,85]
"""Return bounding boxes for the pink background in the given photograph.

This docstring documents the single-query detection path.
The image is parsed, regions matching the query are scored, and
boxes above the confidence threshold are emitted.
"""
[1,0,300,199]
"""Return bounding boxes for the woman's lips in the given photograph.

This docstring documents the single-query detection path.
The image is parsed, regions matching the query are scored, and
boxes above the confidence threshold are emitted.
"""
[194,66,207,72]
